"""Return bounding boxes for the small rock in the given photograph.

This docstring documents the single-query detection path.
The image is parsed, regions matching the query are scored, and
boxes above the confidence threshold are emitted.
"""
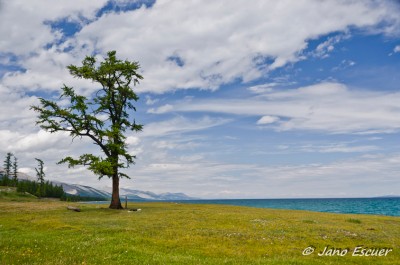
[67,206,81,212]
[128,208,141,212]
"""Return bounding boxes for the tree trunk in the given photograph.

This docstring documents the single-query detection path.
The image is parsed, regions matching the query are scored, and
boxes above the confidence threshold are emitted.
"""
[109,174,123,209]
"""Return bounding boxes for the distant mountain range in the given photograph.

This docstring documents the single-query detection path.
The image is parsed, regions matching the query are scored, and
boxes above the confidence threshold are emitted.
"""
[52,181,111,198]
[0,167,197,201]
[54,182,197,201]
[6,168,397,201]
[0,168,35,181]
[373,195,400,198]
[119,187,197,200]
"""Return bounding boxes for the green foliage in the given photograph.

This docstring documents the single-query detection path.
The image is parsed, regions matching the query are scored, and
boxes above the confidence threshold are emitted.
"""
[12,156,18,186]
[31,51,144,208]
[0,175,10,186]
[0,186,37,201]
[1,153,19,187]
[31,51,143,180]
[16,180,65,199]
[35,158,45,198]
[2,152,13,184]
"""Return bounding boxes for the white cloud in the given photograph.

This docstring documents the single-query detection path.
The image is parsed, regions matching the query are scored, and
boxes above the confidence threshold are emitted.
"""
[312,33,350,58]
[0,0,108,56]
[0,0,398,95]
[394,45,400,53]
[152,138,200,150]
[18,167,36,177]
[0,129,93,158]
[300,143,379,153]
[147,104,173,114]
[1,0,399,198]
[3,0,396,94]
[257,115,279,125]
[145,96,159,105]
[125,136,140,146]
[169,82,400,134]
[0,85,38,131]
[332,59,356,71]
[247,83,275,94]
[2,48,102,94]
[142,116,231,137]
[119,153,400,198]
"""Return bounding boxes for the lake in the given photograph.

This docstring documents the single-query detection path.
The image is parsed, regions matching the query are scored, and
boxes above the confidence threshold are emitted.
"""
[175,197,400,216]
[86,197,400,216]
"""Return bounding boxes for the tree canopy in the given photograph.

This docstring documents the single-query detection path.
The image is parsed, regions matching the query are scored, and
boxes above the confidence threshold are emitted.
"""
[31,51,143,209]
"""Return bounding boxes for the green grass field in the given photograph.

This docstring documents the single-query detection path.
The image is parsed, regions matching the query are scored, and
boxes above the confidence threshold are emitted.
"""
[0,187,399,264]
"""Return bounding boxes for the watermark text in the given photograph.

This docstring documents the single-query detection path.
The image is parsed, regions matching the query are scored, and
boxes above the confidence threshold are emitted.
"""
[302,245,393,257]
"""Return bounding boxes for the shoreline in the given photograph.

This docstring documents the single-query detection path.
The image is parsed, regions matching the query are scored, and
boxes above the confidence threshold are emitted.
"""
[81,197,400,217]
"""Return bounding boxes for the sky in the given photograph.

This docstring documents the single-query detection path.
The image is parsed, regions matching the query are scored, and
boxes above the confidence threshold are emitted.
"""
[1,0,400,199]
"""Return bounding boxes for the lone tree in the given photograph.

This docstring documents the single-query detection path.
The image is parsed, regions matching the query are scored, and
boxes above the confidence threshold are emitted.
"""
[31,51,143,209]
[35,158,45,198]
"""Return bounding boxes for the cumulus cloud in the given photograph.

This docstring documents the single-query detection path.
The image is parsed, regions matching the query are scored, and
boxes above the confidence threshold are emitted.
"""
[1,0,399,197]
[0,0,108,55]
[76,0,399,92]
[394,45,400,53]
[2,48,106,94]
[2,0,399,94]
[0,85,38,131]
[125,136,140,146]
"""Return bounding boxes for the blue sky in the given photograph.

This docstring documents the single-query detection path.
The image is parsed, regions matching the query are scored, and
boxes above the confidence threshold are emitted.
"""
[1,0,400,198]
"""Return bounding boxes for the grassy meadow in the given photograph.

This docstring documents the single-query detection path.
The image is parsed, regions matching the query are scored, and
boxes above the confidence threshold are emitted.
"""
[0,187,399,264]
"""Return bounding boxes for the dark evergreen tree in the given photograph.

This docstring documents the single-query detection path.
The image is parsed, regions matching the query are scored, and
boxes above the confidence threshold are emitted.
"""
[31,51,143,209]
[2,152,13,186]
[12,156,18,186]
[17,179,65,199]
[35,158,45,198]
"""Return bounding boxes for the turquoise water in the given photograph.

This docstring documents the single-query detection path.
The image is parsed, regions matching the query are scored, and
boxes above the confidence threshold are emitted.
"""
[85,197,400,216]
[174,198,400,216]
